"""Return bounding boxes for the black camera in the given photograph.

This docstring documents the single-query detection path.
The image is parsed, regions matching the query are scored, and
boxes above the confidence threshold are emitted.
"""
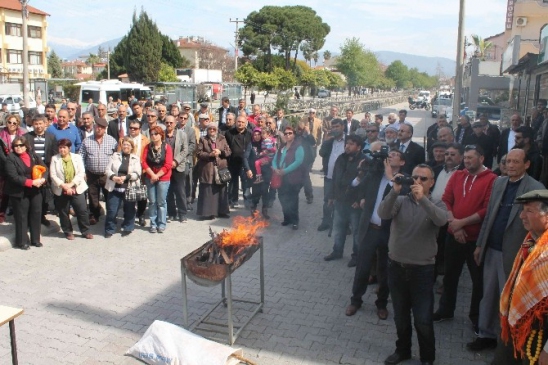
[394,175,414,185]
[370,145,389,160]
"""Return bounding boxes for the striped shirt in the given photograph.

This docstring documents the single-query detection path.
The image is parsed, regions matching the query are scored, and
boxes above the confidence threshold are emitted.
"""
[79,134,118,174]
[33,135,46,162]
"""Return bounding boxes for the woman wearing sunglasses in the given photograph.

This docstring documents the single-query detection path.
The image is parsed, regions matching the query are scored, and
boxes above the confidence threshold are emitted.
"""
[3,136,48,249]
[141,126,173,233]
[0,114,27,223]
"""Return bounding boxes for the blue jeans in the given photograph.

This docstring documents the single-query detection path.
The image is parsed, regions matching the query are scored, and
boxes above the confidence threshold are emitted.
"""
[105,190,136,234]
[388,259,436,362]
[332,200,360,257]
[146,179,170,229]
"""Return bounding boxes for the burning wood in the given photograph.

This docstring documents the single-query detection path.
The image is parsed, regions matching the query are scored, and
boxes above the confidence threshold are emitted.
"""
[197,214,268,266]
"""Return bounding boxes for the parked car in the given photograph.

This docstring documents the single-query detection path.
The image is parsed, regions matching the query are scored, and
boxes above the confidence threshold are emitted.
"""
[317,89,330,98]
[431,97,452,118]
[0,94,37,114]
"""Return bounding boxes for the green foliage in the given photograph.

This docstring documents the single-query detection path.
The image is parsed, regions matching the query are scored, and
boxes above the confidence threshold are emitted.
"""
[47,51,63,78]
[325,71,345,91]
[235,63,260,93]
[385,60,409,89]
[323,50,331,63]
[335,38,382,94]
[106,9,189,82]
[250,54,286,72]
[158,62,179,82]
[471,34,494,61]
[257,72,279,91]
[85,53,101,66]
[239,6,330,71]
[273,67,297,91]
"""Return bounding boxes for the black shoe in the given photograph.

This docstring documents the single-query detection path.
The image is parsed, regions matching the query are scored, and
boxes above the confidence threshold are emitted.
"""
[281,221,290,226]
[166,216,172,223]
[466,337,497,351]
[324,252,343,261]
[19,244,30,250]
[31,242,43,247]
[306,197,313,204]
[199,215,215,221]
[261,208,270,220]
[138,217,146,227]
[432,312,454,322]
[384,352,411,365]
[218,214,230,218]
[317,223,330,231]
[178,215,187,223]
[105,233,113,238]
[41,217,51,227]
[347,257,357,267]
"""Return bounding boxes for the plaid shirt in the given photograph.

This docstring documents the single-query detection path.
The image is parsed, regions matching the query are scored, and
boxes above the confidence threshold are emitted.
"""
[79,134,118,174]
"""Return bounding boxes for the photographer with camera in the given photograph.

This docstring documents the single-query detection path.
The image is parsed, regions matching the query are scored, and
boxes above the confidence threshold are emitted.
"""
[378,163,448,365]
[345,143,409,321]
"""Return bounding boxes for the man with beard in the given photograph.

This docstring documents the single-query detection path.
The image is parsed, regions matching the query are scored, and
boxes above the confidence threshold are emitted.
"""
[225,115,252,207]
[384,126,399,149]
[322,106,339,143]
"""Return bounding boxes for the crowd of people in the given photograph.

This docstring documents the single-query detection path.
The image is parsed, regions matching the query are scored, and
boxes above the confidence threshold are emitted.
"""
[2,96,548,364]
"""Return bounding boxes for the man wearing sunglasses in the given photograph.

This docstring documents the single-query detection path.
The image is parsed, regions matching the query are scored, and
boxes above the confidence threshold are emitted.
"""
[434,145,497,335]
[66,102,79,125]
[142,109,166,139]
[378,163,447,365]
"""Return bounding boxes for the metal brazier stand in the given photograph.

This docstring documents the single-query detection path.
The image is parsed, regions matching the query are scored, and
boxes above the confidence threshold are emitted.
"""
[181,237,264,345]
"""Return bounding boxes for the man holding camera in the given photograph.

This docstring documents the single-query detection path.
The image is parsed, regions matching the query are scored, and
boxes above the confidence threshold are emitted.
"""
[345,143,408,320]
[379,163,448,365]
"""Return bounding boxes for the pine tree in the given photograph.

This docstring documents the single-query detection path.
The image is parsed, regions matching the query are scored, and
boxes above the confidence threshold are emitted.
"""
[47,50,63,78]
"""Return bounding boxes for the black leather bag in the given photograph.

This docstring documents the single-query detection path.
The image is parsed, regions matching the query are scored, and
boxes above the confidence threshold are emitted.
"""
[214,165,231,185]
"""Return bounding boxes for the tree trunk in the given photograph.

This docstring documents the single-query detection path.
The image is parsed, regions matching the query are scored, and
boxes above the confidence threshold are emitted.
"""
[292,49,299,72]
[347,85,352,96]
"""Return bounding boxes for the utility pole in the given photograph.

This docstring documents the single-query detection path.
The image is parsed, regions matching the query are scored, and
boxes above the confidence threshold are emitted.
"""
[452,0,465,127]
[229,18,243,70]
[21,0,30,108]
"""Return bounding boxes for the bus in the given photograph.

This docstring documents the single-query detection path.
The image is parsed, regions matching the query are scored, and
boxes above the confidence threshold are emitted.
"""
[77,80,152,108]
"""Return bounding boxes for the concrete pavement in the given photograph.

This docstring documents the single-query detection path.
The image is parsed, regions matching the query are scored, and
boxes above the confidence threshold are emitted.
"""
[0,102,494,364]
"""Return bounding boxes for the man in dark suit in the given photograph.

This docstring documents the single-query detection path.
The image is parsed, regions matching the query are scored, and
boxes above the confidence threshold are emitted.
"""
[455,115,474,146]
[469,149,544,359]
[479,113,500,162]
[85,98,99,118]
[275,108,289,132]
[343,109,359,135]
[107,104,129,141]
[78,112,95,141]
[497,114,523,163]
[25,114,57,227]
[346,143,409,320]
[396,123,425,175]
[128,102,146,126]
[217,97,237,129]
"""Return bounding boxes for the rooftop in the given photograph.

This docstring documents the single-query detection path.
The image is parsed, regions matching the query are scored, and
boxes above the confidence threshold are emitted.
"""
[0,0,49,16]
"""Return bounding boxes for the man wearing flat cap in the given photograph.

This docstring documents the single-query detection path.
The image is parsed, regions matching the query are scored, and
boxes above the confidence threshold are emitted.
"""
[500,189,548,365]
[194,102,214,124]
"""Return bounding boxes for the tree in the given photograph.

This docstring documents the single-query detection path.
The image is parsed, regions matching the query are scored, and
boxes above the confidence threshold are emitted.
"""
[47,50,63,78]
[257,72,279,91]
[158,62,179,82]
[471,34,494,61]
[335,38,382,95]
[234,63,260,96]
[323,50,331,64]
[272,67,297,91]
[85,53,101,66]
[239,6,330,71]
[385,60,409,89]
[325,71,345,92]
[160,34,187,69]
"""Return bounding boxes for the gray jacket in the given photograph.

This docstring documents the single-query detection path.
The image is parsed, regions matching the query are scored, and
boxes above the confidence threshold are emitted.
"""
[169,129,189,173]
[180,124,196,165]
[476,174,545,276]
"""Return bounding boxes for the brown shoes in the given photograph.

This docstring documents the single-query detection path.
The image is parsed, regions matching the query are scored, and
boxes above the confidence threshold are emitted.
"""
[82,233,93,239]
[65,233,75,240]
[345,304,360,316]
[377,308,389,320]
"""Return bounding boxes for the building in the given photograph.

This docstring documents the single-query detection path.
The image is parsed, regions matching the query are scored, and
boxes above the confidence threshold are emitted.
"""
[174,36,230,69]
[501,0,548,120]
[484,32,509,62]
[0,0,49,83]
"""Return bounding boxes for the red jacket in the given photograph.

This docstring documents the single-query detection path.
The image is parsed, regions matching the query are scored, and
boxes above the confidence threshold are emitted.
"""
[141,143,173,182]
[442,168,496,241]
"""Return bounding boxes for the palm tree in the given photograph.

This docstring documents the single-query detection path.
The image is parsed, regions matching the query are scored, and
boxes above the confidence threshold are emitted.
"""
[323,50,331,65]
[471,34,494,61]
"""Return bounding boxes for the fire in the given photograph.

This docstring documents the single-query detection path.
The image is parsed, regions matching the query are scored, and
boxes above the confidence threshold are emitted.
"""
[214,212,269,248]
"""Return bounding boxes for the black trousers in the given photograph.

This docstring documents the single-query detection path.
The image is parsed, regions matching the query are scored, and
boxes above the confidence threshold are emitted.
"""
[167,169,188,217]
[437,234,483,326]
[12,190,42,246]
[228,164,245,204]
[86,172,108,219]
[54,192,90,235]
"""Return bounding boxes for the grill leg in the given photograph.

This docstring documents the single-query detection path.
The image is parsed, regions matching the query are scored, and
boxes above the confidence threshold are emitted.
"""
[260,239,265,309]
[226,272,234,345]
[221,279,227,307]
[181,269,188,328]
[9,320,18,365]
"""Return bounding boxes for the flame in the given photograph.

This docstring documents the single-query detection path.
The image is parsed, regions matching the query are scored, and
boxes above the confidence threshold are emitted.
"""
[214,212,269,248]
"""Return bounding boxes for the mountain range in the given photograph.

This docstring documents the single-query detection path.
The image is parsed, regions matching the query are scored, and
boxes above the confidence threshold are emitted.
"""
[49,39,456,77]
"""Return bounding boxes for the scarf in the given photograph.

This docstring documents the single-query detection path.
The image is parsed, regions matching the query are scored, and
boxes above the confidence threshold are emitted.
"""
[62,154,75,183]
[500,230,548,357]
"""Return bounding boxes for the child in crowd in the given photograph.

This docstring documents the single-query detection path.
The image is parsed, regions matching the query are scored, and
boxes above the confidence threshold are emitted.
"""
[255,127,276,183]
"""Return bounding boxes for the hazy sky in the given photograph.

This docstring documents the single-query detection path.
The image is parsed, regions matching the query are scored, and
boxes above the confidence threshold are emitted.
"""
[33,0,508,60]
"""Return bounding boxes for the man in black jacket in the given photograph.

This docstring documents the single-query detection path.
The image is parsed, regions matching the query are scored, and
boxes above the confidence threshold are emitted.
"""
[318,118,346,232]
[498,114,522,163]
[397,123,425,175]
[514,126,543,181]
[25,114,57,226]
[455,115,474,146]
[218,97,238,129]
[346,144,408,321]
[225,115,252,207]
[323,134,366,266]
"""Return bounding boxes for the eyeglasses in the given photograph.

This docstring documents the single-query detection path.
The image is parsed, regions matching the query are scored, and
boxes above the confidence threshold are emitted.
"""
[412,175,429,182]
[284,132,293,136]
[12,144,25,148]
[7,121,18,125]
[165,122,174,125]
[129,127,140,130]
[179,116,188,120]
[150,132,159,136]
[67,108,76,110]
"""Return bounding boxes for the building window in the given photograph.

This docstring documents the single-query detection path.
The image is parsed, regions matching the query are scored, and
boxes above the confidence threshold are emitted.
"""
[7,50,23,64]
[5,23,22,37]
[28,51,42,65]
[28,26,42,38]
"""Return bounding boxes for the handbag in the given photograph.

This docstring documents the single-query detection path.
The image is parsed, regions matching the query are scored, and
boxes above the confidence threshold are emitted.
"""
[125,180,148,202]
[270,172,282,189]
[214,165,232,185]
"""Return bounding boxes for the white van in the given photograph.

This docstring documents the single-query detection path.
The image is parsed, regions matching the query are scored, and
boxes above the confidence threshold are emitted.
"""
[77,80,152,108]
[418,90,431,102]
